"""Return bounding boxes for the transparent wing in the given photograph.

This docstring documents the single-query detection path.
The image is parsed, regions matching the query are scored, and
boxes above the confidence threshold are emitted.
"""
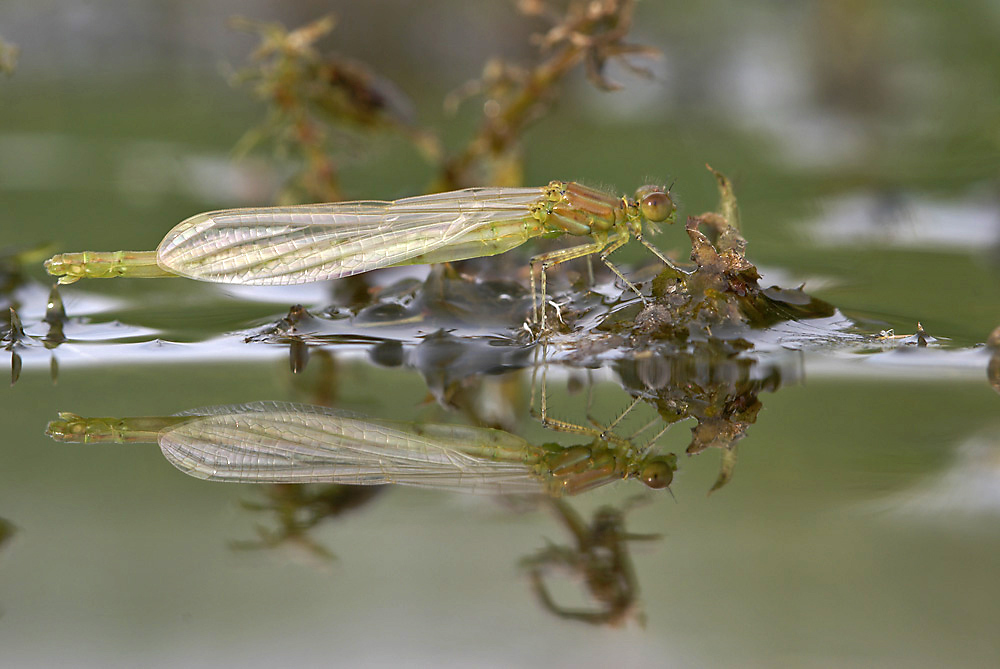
[156,187,545,285]
[159,402,547,495]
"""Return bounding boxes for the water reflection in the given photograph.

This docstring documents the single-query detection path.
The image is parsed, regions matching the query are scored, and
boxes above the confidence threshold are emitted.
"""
[3,307,24,386]
[231,484,384,563]
[875,429,1000,518]
[523,497,659,627]
[0,516,14,563]
[241,267,537,348]
[45,401,678,496]
[1,246,32,386]
[39,324,810,626]
[615,343,797,493]
[0,516,13,616]
[44,385,685,625]
[2,246,68,385]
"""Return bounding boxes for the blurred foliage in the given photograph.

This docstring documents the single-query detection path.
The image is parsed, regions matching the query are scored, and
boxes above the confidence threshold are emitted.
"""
[229,15,439,203]
[438,0,658,189]
[231,0,659,200]
[0,36,17,76]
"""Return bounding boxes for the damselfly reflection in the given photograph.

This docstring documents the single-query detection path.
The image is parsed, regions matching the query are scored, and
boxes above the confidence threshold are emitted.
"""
[46,402,677,497]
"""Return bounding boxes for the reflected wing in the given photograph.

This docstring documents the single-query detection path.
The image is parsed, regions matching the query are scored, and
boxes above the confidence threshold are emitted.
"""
[160,402,546,494]
[156,187,543,285]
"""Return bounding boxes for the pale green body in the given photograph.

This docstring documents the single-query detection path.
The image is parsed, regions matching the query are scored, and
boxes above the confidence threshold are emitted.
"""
[45,181,673,284]
[44,181,677,330]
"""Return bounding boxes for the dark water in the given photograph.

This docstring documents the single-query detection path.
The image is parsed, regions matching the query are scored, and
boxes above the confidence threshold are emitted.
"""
[3,2,1000,667]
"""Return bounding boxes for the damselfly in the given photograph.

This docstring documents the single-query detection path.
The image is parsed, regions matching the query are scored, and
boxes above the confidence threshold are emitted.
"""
[46,401,676,496]
[45,182,678,329]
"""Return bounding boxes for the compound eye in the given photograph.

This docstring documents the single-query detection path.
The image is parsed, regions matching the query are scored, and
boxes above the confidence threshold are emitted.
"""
[640,191,675,223]
[639,460,674,490]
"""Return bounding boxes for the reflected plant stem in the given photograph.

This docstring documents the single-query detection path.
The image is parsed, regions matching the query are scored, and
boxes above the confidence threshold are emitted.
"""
[249,347,365,562]
[231,484,383,563]
[0,516,15,551]
[44,285,68,384]
[0,515,15,616]
[522,497,659,626]
[10,350,20,387]
[4,307,25,386]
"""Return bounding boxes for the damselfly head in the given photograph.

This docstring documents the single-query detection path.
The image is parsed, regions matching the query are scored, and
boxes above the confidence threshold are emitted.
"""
[635,185,676,226]
[637,453,677,490]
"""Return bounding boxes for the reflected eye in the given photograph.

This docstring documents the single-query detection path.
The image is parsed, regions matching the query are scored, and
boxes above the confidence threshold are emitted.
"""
[640,191,675,223]
[639,460,674,489]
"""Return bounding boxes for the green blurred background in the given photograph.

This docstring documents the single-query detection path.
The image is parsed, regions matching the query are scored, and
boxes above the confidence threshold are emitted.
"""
[2,1,1000,666]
